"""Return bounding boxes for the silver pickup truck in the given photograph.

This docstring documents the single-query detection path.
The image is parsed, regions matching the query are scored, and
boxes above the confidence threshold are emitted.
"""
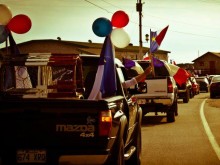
[126,60,178,122]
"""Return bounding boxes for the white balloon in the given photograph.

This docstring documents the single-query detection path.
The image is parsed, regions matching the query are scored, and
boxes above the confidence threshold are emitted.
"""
[0,4,12,25]
[110,28,130,48]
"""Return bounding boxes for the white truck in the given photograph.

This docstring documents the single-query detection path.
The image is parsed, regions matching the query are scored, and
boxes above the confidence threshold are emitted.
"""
[126,60,178,122]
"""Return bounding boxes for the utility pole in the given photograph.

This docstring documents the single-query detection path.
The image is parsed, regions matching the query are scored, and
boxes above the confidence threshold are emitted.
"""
[136,0,143,60]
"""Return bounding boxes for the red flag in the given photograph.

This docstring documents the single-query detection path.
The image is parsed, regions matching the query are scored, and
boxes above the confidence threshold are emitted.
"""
[143,56,150,60]
[165,63,190,86]
[155,25,169,46]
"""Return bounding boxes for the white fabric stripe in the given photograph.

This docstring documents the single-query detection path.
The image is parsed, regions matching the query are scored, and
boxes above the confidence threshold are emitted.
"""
[164,63,179,76]
[131,61,144,74]
[88,65,104,100]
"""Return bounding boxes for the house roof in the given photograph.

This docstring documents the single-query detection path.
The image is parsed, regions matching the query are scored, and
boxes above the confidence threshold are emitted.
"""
[192,52,220,62]
[0,39,171,59]
[1,39,170,53]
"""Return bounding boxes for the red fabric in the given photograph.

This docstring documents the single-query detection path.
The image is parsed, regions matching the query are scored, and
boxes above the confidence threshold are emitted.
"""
[143,56,150,60]
[155,25,169,46]
[173,68,190,86]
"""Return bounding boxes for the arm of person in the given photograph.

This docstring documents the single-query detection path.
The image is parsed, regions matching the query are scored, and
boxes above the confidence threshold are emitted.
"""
[134,66,152,83]
[122,66,152,88]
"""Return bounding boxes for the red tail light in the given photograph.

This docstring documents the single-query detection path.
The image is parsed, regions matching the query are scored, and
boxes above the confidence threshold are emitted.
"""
[167,78,174,93]
[99,110,112,136]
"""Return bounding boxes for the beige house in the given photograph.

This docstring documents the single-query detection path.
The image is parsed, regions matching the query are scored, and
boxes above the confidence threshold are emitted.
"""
[192,52,220,76]
[0,39,170,61]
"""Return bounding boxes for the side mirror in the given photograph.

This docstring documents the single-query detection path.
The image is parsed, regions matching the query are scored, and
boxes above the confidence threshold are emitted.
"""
[137,82,147,93]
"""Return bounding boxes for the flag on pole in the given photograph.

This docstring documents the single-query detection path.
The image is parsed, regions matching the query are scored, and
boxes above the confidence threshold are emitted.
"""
[8,32,32,88]
[149,25,169,77]
[165,63,190,86]
[122,58,144,74]
[88,36,117,100]
[143,53,150,61]
[143,54,164,68]
[150,25,169,53]
[150,30,158,54]
[152,57,164,67]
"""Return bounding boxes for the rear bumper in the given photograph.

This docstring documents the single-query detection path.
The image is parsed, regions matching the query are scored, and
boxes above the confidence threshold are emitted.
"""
[0,148,111,165]
[138,99,173,113]
[59,155,108,165]
[0,152,110,165]
[177,89,187,98]
[136,95,174,106]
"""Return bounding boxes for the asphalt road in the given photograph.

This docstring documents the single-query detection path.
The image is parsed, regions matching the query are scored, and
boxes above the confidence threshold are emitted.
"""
[141,92,220,165]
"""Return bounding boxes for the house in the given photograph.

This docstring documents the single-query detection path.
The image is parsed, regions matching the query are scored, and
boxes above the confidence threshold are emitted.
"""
[192,52,220,76]
[0,39,170,61]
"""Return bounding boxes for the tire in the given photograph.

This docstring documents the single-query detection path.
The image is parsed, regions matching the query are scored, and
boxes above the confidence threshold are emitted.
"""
[183,89,189,103]
[167,109,175,122]
[171,98,178,116]
[210,92,215,98]
[190,89,194,98]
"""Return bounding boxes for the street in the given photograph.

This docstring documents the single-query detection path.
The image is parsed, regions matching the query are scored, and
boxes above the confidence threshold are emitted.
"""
[141,92,220,165]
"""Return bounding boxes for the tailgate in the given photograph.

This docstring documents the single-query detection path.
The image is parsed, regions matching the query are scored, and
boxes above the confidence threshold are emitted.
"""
[135,78,168,98]
[0,96,124,164]
[0,99,109,148]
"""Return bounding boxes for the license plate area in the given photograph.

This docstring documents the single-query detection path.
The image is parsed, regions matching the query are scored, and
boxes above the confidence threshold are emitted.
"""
[17,149,46,163]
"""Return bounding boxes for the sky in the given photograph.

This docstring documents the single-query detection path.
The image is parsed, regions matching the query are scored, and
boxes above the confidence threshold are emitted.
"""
[1,0,220,64]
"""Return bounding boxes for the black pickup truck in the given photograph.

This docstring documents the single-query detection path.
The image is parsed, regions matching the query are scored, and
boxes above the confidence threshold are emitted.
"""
[0,53,142,165]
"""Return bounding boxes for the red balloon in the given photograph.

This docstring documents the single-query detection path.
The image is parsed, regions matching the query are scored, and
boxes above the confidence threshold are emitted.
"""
[111,10,129,28]
[7,14,32,34]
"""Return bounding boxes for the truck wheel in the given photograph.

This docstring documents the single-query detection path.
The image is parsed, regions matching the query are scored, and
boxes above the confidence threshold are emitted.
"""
[171,99,178,116]
[183,90,189,103]
[190,89,194,98]
[167,110,175,122]
[210,93,215,98]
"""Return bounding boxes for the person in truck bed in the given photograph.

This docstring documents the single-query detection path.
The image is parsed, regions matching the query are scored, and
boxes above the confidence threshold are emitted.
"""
[122,66,152,88]
[83,61,152,99]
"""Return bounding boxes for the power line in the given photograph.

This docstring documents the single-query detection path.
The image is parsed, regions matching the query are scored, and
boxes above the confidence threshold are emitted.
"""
[84,0,220,40]
[84,0,112,13]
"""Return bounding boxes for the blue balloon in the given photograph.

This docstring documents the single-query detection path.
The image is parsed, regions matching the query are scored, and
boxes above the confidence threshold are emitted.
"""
[0,25,9,43]
[92,17,112,37]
